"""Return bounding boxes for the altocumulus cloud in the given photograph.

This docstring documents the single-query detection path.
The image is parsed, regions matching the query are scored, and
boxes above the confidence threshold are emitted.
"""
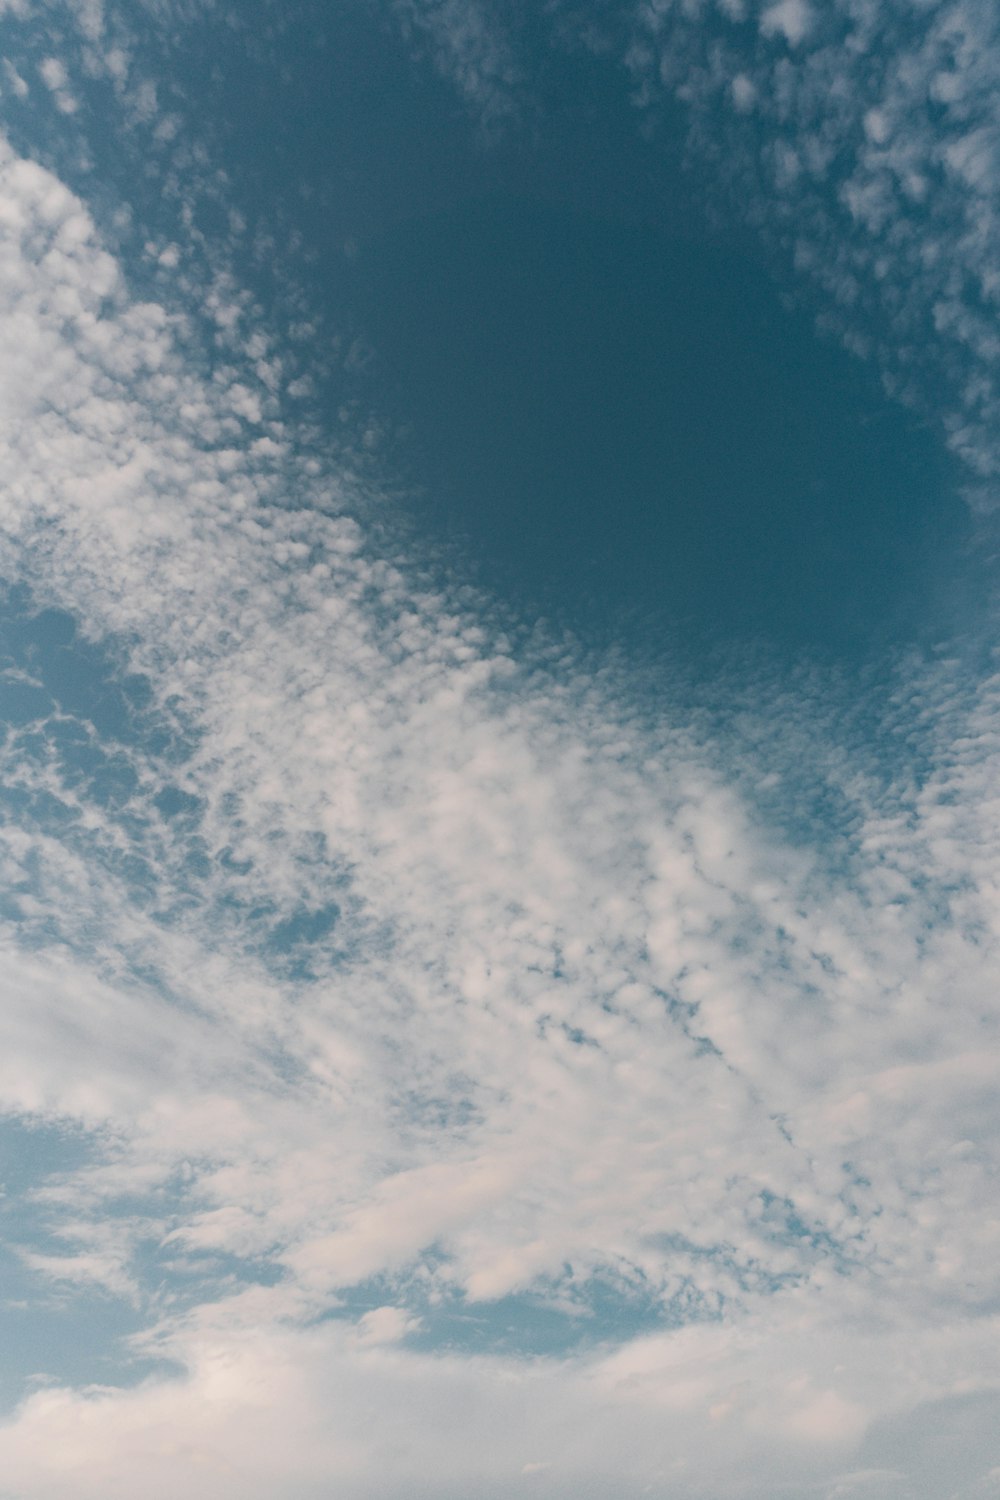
[0,6,999,1500]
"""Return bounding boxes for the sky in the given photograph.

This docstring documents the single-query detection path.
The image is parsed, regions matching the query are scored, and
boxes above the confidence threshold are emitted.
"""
[0,1,999,1497]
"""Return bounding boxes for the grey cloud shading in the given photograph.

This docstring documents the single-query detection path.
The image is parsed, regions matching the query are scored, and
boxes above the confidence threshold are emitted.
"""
[856,1391,1000,1497]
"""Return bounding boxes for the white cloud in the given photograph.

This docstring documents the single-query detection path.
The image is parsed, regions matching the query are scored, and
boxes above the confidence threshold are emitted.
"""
[759,0,813,48]
[354,1306,422,1345]
[730,73,756,112]
[37,58,68,92]
[2,60,30,99]
[36,55,78,114]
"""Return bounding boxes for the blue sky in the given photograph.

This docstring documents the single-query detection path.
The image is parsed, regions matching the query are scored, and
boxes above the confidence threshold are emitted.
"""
[0,2,1000,1497]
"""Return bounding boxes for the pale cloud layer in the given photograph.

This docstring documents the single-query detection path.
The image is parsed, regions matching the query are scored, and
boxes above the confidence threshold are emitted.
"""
[0,6,998,1499]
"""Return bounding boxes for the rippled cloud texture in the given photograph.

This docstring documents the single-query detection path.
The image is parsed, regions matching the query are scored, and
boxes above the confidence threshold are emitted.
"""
[0,3,999,1498]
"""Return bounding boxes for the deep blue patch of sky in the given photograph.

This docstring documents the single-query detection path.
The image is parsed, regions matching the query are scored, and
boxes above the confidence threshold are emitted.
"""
[197,3,983,658]
[0,1,987,664]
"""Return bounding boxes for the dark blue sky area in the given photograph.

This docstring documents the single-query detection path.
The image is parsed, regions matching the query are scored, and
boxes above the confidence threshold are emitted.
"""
[352,195,962,655]
[65,1,981,659]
